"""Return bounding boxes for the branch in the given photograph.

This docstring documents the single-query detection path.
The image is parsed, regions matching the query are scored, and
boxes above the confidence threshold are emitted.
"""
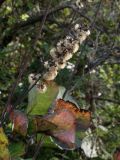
[78,96,120,105]
[14,3,90,29]
[67,51,113,94]
[0,2,90,50]
[0,52,29,123]
[84,52,111,73]
[94,96,120,105]
[84,42,120,74]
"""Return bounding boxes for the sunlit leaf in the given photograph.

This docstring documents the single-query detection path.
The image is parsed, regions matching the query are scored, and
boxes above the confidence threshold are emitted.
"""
[27,81,59,115]
[0,127,10,160]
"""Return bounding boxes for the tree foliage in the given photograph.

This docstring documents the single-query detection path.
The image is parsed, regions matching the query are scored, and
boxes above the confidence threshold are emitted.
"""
[0,0,120,159]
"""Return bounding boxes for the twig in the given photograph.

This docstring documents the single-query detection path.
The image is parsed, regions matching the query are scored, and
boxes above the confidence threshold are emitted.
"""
[94,97,120,105]
[63,0,103,98]
[0,2,90,50]
[67,51,112,94]
[84,52,111,73]
[14,3,90,29]
[77,96,120,105]
[36,0,52,40]
[89,0,102,29]
[15,0,52,108]
[14,68,43,107]
[0,52,29,123]
[1,0,52,124]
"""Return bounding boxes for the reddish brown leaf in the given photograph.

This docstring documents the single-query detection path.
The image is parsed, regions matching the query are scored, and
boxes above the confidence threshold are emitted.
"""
[45,109,76,150]
[32,115,57,133]
[10,110,28,136]
[28,99,91,150]
[54,99,91,130]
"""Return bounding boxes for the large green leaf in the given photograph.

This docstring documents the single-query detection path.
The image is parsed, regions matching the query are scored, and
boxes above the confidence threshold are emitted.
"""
[27,81,59,115]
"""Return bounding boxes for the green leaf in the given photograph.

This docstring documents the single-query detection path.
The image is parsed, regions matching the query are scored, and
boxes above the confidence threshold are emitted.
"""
[0,127,10,160]
[41,135,56,148]
[27,81,59,115]
[9,142,25,158]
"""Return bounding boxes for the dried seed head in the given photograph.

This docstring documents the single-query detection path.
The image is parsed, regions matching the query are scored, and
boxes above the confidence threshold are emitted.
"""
[66,36,73,41]
[50,48,57,59]
[63,39,70,47]
[36,81,47,93]
[45,23,90,82]
[43,66,58,81]
[63,52,73,61]
[57,40,64,48]
[57,40,67,54]
[74,24,81,31]
[55,60,66,69]
[86,30,90,36]
[78,30,90,43]
[28,74,41,86]
[28,73,35,84]
[56,47,63,54]
[44,61,49,68]
[72,43,79,53]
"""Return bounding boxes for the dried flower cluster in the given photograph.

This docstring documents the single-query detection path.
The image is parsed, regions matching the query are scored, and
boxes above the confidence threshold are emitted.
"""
[43,24,90,81]
[28,73,47,93]
[28,24,90,93]
[36,81,47,93]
